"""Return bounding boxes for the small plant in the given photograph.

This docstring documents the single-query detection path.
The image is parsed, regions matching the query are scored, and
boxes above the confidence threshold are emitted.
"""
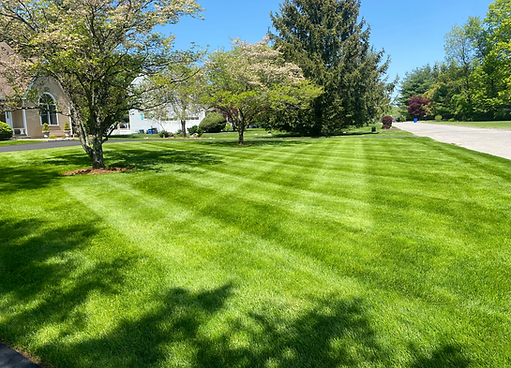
[435,115,442,122]
[42,123,50,132]
[188,125,204,137]
[0,121,13,140]
[449,118,456,122]
[225,124,232,132]
[49,135,56,139]
[381,115,393,130]
[63,121,71,131]
[159,130,170,138]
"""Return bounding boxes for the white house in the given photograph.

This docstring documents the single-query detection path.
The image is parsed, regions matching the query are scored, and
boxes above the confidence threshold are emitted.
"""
[120,108,206,135]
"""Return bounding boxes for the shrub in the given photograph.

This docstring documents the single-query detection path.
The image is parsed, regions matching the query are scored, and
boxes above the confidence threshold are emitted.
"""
[0,121,13,140]
[63,121,71,130]
[449,118,456,122]
[381,115,393,130]
[225,124,232,132]
[158,130,170,138]
[199,112,226,133]
[188,125,204,137]
[435,115,442,122]
[42,123,50,132]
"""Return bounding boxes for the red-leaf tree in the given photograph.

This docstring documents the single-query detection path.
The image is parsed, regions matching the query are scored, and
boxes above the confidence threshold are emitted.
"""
[407,95,430,119]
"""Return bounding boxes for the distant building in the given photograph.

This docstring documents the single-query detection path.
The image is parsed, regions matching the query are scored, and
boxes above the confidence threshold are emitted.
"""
[122,108,206,135]
[0,42,72,138]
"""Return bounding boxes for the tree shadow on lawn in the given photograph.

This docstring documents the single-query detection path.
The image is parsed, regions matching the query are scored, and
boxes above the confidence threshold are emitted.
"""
[59,294,389,367]
[0,164,67,194]
[38,146,224,174]
[104,147,223,172]
[409,343,471,368]
[0,217,473,367]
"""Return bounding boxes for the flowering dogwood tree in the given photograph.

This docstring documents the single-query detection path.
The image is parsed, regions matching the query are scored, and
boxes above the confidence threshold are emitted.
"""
[203,39,322,145]
[149,64,205,137]
[0,0,201,168]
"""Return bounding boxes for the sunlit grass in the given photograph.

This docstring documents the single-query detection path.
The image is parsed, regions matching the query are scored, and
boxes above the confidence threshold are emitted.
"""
[1,137,510,367]
[0,140,43,146]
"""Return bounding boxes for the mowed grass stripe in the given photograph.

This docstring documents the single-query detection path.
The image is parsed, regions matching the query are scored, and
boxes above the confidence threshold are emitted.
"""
[1,138,511,366]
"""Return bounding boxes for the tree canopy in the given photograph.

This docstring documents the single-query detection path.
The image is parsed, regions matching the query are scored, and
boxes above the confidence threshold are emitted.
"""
[202,38,322,144]
[269,0,392,135]
[399,0,511,121]
[0,0,201,168]
[149,63,205,137]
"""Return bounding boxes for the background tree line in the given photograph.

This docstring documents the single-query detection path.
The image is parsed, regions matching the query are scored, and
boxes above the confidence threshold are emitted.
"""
[398,0,511,122]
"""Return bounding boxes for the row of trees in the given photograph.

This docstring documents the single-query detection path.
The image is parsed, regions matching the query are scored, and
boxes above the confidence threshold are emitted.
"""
[399,0,511,121]
[0,0,393,168]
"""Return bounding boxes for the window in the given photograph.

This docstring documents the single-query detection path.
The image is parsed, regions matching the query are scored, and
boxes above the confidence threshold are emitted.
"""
[39,94,58,126]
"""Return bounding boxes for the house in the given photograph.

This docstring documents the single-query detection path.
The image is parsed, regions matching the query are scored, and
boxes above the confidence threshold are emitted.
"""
[0,42,72,138]
[124,108,206,135]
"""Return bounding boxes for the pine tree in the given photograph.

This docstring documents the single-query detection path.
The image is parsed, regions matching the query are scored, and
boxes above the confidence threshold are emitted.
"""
[269,0,390,135]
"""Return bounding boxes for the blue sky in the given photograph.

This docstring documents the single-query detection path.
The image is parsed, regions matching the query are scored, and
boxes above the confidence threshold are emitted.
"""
[168,0,493,86]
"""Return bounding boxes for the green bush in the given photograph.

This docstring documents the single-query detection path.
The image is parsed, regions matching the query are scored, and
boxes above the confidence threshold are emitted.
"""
[188,125,204,137]
[158,130,171,138]
[435,115,442,121]
[199,112,226,133]
[63,121,71,130]
[0,121,13,140]
[42,123,50,132]
[449,118,456,122]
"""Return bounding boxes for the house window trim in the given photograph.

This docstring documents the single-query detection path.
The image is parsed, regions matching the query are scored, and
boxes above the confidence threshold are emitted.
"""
[39,92,59,126]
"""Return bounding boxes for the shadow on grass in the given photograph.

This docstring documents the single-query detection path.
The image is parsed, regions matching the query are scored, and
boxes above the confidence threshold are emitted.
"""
[104,147,223,172]
[410,344,471,368]
[0,164,66,194]
[60,294,389,367]
[0,215,473,367]
[38,145,223,173]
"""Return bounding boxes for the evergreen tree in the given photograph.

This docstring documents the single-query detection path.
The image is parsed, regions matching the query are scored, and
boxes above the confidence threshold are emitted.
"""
[269,0,390,135]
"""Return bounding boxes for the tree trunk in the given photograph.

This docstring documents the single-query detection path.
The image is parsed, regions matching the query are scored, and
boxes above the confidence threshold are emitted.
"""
[181,120,187,137]
[238,126,245,145]
[91,135,105,169]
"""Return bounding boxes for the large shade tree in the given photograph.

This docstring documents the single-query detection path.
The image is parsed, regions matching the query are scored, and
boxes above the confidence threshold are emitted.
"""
[0,0,201,168]
[269,0,391,135]
[202,39,322,145]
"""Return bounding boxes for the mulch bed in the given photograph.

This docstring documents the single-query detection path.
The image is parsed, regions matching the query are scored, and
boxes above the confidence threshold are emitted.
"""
[62,167,133,176]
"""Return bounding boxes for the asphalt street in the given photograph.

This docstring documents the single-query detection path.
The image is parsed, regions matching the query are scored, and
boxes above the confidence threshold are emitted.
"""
[394,121,511,161]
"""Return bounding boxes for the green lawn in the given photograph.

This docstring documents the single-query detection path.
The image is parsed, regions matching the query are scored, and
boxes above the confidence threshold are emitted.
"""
[425,120,511,129]
[0,140,44,146]
[1,137,510,367]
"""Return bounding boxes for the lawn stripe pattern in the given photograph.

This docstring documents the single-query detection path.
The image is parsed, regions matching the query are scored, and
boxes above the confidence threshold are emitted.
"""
[1,137,510,367]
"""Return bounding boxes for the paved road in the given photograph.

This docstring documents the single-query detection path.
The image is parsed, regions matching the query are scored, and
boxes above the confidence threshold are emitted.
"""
[394,121,511,161]
[0,343,42,368]
[0,139,81,153]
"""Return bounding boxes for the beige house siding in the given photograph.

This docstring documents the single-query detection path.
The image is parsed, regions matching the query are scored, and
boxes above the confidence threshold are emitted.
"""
[4,76,71,138]
[1,43,71,138]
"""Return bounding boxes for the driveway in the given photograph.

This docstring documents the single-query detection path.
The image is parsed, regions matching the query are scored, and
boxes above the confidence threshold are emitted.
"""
[394,122,511,161]
[0,139,81,153]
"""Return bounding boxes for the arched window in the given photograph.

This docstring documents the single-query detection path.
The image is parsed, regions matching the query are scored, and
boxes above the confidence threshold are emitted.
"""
[39,93,58,126]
